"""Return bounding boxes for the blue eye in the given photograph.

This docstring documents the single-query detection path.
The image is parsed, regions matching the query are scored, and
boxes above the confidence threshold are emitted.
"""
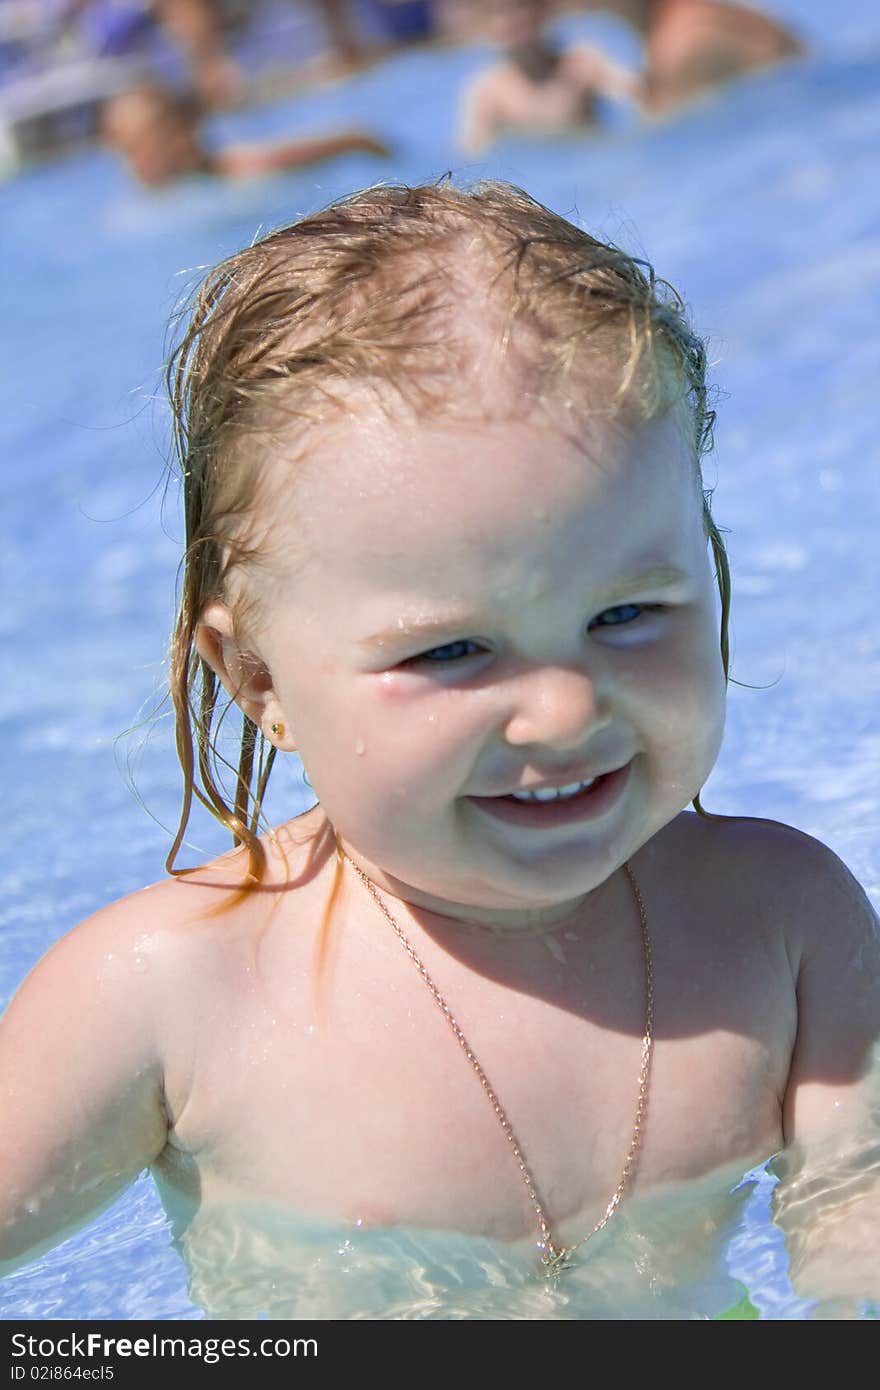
[413,639,481,663]
[590,604,645,628]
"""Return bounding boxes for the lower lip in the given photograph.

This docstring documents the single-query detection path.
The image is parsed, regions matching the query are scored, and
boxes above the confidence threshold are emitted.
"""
[466,762,633,829]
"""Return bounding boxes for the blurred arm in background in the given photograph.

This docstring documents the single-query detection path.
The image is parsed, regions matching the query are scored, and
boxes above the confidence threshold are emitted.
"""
[100,80,389,186]
[557,1,804,113]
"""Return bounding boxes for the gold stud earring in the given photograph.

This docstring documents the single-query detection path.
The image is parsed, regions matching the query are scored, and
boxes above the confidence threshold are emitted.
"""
[271,722,283,738]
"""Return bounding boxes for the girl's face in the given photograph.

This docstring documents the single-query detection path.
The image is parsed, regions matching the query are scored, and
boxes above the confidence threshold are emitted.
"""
[241,393,725,928]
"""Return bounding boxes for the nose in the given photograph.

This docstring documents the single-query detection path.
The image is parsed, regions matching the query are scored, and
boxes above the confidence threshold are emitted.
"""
[502,665,612,750]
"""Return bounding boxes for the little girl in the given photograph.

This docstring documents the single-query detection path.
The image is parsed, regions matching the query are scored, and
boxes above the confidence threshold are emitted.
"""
[1,180,878,1319]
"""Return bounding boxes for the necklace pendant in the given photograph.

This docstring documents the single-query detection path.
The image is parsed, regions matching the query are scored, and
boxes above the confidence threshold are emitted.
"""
[539,1243,576,1278]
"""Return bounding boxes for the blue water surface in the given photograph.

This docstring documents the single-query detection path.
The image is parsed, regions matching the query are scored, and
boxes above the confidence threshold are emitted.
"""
[1,0,878,1319]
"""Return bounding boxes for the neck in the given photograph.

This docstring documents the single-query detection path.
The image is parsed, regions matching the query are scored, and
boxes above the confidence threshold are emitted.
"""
[338,842,618,943]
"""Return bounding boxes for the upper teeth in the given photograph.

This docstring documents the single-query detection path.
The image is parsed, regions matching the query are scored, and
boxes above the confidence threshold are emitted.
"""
[510,778,596,802]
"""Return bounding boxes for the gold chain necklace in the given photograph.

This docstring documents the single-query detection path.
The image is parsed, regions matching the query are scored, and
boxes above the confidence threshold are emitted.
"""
[342,850,654,1278]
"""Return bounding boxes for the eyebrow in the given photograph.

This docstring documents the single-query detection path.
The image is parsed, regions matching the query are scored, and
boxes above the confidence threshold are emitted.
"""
[357,565,691,648]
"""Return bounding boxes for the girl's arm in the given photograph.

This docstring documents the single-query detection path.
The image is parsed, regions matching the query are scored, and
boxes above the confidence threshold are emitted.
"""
[0,898,171,1274]
[775,836,880,1304]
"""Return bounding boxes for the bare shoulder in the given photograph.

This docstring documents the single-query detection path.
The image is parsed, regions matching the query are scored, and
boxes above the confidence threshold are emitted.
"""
[662,812,879,1080]
[13,809,331,1028]
[715,819,880,1140]
[714,814,874,961]
[0,859,235,1106]
[91,810,334,979]
[0,812,335,1269]
[28,844,252,996]
[659,810,876,950]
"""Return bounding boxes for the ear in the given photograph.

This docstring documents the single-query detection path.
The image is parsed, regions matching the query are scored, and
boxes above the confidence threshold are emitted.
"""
[195,601,296,751]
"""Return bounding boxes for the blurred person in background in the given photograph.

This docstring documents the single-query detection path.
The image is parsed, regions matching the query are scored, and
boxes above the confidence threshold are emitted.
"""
[57,0,245,106]
[458,0,636,155]
[56,3,380,104]
[148,0,242,104]
[314,0,368,70]
[101,79,389,185]
[562,1,804,112]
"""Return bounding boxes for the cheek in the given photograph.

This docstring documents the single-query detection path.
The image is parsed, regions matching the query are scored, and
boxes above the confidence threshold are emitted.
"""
[624,616,726,744]
[365,680,479,767]
[296,672,474,782]
[370,671,470,728]
[658,623,727,769]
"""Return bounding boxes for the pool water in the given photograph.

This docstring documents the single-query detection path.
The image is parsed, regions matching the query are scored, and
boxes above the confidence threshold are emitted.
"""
[1,0,878,1319]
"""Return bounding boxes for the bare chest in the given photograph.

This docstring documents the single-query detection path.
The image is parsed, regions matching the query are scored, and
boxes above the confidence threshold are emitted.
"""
[160,917,789,1243]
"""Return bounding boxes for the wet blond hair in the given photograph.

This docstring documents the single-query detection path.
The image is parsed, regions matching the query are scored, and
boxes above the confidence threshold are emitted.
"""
[165,178,729,884]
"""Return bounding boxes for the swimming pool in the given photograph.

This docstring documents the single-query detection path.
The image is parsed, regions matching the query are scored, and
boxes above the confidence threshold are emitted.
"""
[1,0,878,1319]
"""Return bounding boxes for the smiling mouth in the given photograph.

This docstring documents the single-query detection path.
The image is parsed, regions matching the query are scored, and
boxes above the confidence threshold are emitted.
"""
[508,776,597,803]
[465,762,633,828]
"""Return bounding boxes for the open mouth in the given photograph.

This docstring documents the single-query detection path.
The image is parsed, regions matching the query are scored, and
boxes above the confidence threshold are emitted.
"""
[466,762,633,829]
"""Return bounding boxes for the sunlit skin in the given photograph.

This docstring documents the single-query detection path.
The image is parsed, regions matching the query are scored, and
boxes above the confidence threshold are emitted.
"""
[213,395,726,933]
